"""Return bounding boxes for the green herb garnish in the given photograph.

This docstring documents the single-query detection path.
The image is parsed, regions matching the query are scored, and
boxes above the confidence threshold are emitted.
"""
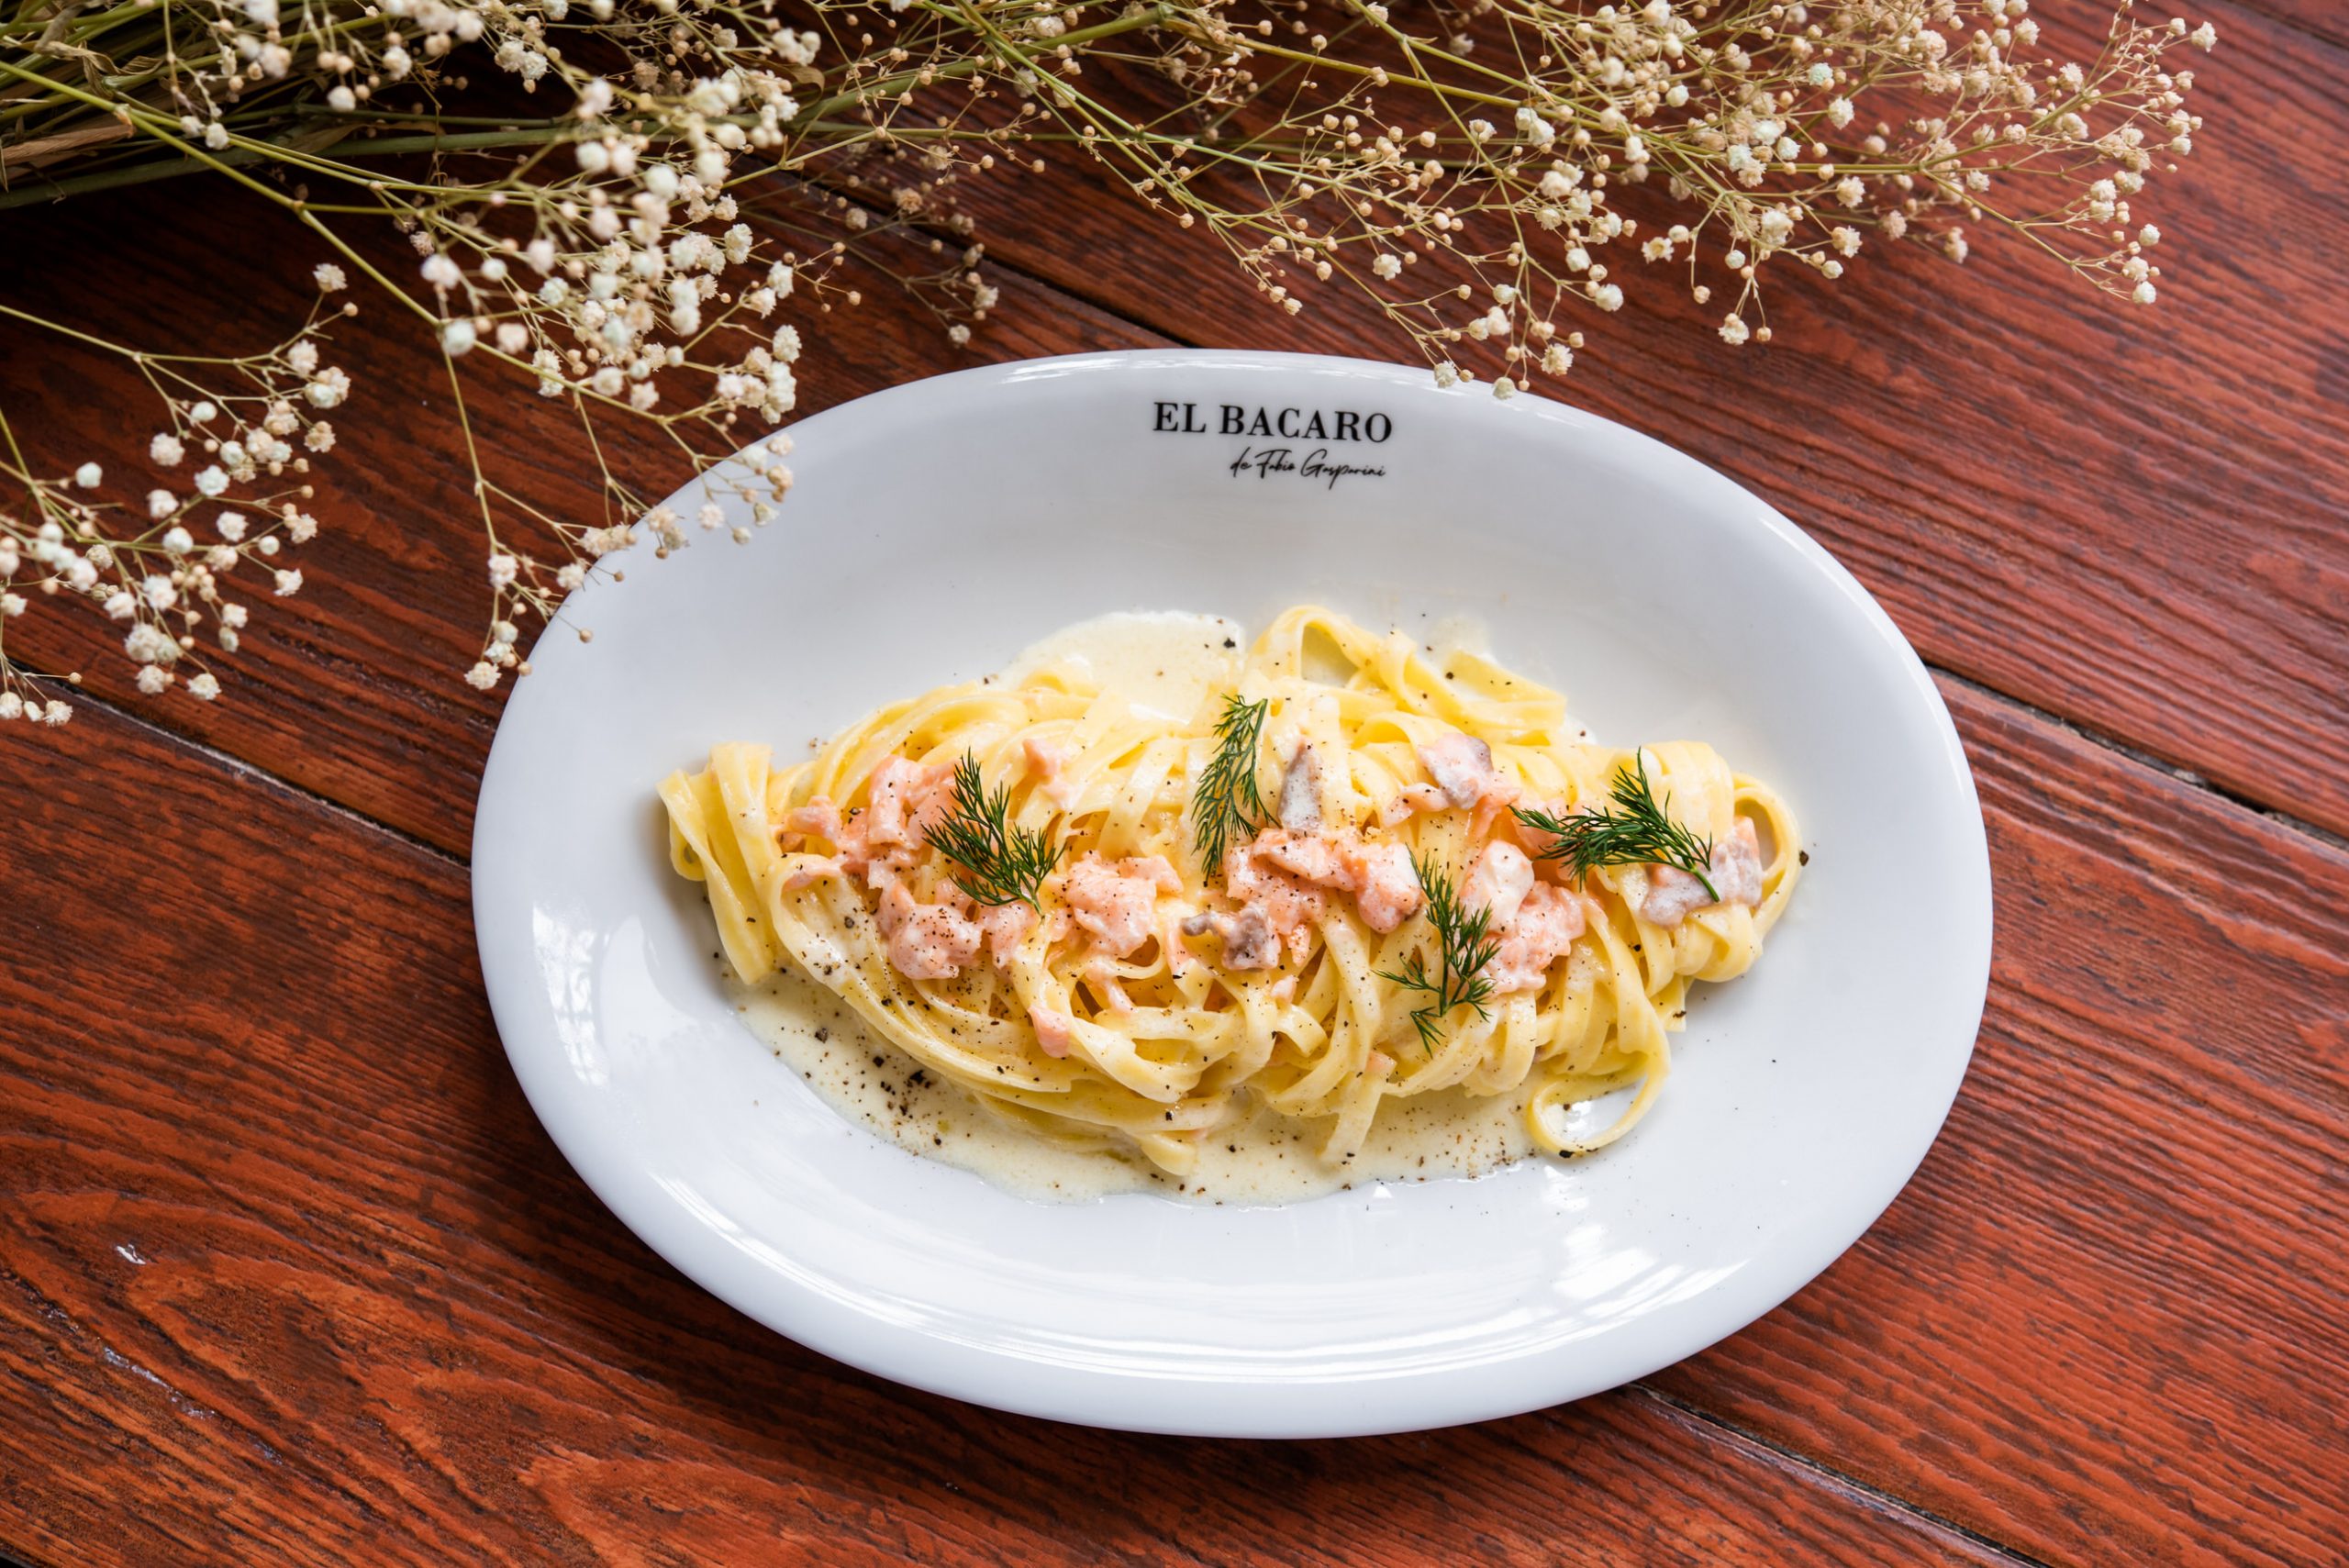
[1191,692,1271,871]
[925,751,1059,909]
[1512,752,1718,899]
[1376,852,1502,1053]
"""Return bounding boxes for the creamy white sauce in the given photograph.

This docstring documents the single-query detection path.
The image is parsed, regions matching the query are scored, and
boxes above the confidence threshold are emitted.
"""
[729,967,1536,1205]
[1427,612,1494,660]
[728,609,1544,1206]
[999,608,1243,722]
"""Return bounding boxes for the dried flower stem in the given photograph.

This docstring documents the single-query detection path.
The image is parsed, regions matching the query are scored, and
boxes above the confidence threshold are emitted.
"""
[0,0,2215,724]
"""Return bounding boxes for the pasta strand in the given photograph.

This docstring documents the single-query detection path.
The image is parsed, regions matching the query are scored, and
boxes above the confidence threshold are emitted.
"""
[662,606,1801,1173]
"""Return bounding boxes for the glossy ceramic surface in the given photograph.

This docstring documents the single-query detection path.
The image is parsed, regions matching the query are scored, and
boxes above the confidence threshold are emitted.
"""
[472,350,1993,1437]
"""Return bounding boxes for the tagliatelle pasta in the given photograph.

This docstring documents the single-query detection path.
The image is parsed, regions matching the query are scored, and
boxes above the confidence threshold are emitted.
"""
[661,605,1799,1180]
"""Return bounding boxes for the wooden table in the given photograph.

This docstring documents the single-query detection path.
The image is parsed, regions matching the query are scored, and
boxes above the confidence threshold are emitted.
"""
[4,3,2344,1560]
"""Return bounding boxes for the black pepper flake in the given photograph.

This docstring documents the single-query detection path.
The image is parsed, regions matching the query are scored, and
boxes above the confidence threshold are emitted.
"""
[814,1028,829,1042]
[1798,849,1811,865]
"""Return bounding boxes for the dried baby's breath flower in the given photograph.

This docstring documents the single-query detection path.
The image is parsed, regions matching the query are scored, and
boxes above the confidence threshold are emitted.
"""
[0,0,2214,717]
[0,299,340,724]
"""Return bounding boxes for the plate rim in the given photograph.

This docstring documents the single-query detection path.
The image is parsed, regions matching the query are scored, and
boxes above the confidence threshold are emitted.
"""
[471,347,1994,1437]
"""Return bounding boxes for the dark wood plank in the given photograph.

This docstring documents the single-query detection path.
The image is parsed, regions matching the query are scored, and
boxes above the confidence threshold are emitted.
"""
[1650,674,2349,1568]
[919,0,2349,840]
[0,9,2342,1564]
[0,179,1166,858]
[6,0,2341,857]
[4,669,2346,1564]
[2237,0,2347,50]
[0,703,2004,1568]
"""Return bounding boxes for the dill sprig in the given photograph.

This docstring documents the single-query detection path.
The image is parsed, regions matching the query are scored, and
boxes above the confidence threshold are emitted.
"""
[1376,853,1503,1053]
[1191,692,1272,871]
[924,751,1059,910]
[1512,753,1719,899]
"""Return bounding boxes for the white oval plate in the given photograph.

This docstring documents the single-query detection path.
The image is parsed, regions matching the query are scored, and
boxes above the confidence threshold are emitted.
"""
[473,350,1991,1438]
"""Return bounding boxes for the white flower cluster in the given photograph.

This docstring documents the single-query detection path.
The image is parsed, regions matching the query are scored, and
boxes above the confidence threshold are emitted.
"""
[1186,0,2211,387]
[0,309,336,726]
[1,0,2218,703]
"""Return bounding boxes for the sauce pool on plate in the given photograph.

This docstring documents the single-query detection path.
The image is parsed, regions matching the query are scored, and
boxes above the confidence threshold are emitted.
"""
[729,609,1540,1203]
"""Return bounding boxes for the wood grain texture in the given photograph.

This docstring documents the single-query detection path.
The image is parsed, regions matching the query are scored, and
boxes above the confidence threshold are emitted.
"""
[918,0,2349,839]
[2237,0,2348,50]
[4,6,2347,1564]
[6,2,2347,857]
[3,671,2344,1565]
[0,703,2009,1568]
[0,179,1165,857]
[1650,675,2349,1568]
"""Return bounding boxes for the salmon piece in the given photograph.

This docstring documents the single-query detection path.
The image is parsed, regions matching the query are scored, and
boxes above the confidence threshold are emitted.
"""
[1712,817,1766,906]
[1419,733,1500,808]
[1132,856,1184,893]
[1182,906,1280,970]
[1030,1005,1075,1058]
[1256,828,1343,884]
[1469,784,1523,842]
[1222,840,1330,946]
[1023,736,1068,782]
[1062,854,1181,957]
[790,793,900,879]
[1505,795,1565,852]
[1463,840,1536,929]
[1382,732,1519,828]
[975,901,1035,964]
[787,797,843,840]
[1022,736,1085,807]
[875,880,983,980]
[1486,881,1586,994]
[1339,837,1423,932]
[1638,818,1765,928]
[1248,828,1422,934]
[1641,867,1712,927]
[1199,818,1429,970]
[865,756,956,848]
[790,795,871,866]
[1378,783,1453,827]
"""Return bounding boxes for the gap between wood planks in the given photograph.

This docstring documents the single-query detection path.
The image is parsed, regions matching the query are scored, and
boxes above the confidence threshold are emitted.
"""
[21,644,2277,1568]
[40,230,2349,875]
[4,20,2336,1558]
[1931,669,2349,858]
[0,1532,54,1568]
[24,134,2343,877]
[791,116,2349,870]
[56,603,2349,886]
[1632,1385,2055,1568]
